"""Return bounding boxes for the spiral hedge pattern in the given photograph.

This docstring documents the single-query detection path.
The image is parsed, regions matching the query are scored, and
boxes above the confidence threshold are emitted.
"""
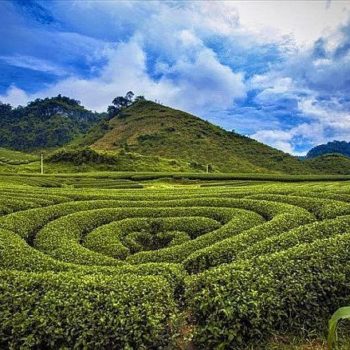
[1,179,350,348]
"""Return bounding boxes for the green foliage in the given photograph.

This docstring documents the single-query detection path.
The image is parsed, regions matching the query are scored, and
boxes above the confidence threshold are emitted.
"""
[0,147,38,165]
[1,179,350,348]
[0,96,103,150]
[307,140,350,158]
[0,270,177,349]
[184,203,315,274]
[107,91,135,118]
[187,233,350,348]
[48,147,118,165]
[305,153,350,174]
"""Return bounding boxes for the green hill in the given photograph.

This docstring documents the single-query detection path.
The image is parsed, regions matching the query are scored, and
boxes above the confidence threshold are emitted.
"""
[80,100,313,174]
[1,96,350,175]
[304,153,350,174]
[307,140,350,158]
[0,95,103,151]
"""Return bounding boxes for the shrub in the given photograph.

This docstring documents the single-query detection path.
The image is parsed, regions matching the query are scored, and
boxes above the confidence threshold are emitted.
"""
[187,233,350,348]
[0,270,178,349]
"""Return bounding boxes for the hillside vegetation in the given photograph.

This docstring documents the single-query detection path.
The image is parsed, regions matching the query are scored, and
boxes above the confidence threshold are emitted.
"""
[84,100,313,174]
[304,154,350,174]
[0,95,349,175]
[307,140,350,159]
[0,95,103,150]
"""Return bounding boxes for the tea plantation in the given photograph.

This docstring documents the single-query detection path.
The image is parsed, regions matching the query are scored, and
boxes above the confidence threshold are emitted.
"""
[1,174,350,349]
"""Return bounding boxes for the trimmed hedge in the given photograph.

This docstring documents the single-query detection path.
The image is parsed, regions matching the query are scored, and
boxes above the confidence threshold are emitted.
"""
[184,203,314,273]
[2,179,350,348]
[84,216,221,259]
[35,207,261,265]
[126,209,264,264]
[240,215,350,260]
[246,194,350,219]
[187,232,350,348]
[0,270,178,349]
[0,228,186,294]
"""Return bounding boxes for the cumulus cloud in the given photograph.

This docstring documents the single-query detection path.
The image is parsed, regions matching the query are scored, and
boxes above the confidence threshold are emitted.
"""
[0,85,30,106]
[0,37,246,115]
[1,0,350,155]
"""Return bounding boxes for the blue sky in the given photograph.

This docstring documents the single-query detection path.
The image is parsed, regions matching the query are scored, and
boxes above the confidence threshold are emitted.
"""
[0,0,350,155]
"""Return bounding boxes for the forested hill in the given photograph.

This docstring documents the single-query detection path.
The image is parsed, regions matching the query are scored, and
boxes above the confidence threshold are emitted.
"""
[307,140,350,158]
[0,95,103,150]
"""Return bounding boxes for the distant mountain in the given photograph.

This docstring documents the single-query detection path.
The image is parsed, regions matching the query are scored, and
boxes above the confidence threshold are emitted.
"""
[0,95,103,151]
[307,140,350,159]
[78,99,313,174]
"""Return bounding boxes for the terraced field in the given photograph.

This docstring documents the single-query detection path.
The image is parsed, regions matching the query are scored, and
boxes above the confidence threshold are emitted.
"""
[1,176,350,348]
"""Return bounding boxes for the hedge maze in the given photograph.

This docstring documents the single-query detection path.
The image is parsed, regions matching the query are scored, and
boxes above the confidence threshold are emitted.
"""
[1,178,350,348]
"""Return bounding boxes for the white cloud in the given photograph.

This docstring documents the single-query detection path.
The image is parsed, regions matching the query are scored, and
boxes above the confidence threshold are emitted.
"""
[252,129,295,154]
[1,0,350,155]
[0,85,30,106]
[252,98,350,154]
[230,0,350,47]
[0,55,68,76]
[0,37,246,115]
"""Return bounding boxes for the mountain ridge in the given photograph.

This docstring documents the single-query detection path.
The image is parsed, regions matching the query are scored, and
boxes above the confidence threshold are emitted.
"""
[307,140,350,159]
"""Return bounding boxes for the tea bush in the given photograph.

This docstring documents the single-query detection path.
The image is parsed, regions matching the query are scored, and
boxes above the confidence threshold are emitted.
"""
[1,178,350,348]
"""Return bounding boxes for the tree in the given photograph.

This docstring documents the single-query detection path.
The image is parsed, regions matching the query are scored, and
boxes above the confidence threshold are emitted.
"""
[134,95,145,102]
[125,91,134,103]
[107,105,119,118]
[107,91,135,118]
[0,102,12,117]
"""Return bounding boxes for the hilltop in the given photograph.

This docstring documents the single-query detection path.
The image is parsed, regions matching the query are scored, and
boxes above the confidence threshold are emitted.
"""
[0,95,103,151]
[79,99,312,174]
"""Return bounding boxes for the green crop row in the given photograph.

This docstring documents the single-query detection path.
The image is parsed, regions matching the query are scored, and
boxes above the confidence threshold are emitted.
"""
[84,216,221,259]
[34,207,260,265]
[1,179,350,348]
[246,194,350,219]
[184,204,314,273]
[0,196,270,240]
[187,231,350,348]
[0,228,187,296]
[125,209,264,264]
[0,270,178,349]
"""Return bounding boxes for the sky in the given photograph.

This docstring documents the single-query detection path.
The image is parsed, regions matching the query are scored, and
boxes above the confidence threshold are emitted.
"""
[0,0,350,155]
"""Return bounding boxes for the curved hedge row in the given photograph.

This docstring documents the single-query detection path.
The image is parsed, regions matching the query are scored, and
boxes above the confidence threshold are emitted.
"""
[0,270,177,349]
[84,216,221,259]
[33,206,263,265]
[184,207,314,273]
[187,231,350,348]
[1,180,350,348]
[246,194,350,219]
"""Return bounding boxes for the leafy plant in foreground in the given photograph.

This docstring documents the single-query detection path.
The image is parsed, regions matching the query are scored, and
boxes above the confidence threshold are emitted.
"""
[328,306,350,349]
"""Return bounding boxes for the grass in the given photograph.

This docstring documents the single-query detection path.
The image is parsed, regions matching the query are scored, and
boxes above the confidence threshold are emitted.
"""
[304,154,350,175]
[83,100,315,174]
